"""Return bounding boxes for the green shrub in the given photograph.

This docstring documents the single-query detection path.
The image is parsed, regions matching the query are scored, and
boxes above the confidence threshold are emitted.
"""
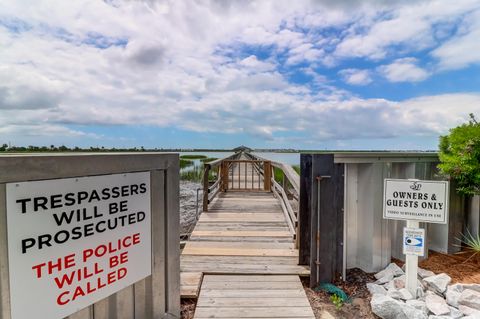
[457,228,480,263]
[330,294,344,310]
[180,154,208,160]
[438,114,480,196]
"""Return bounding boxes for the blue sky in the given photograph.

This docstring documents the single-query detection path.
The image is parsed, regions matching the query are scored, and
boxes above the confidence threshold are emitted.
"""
[1,0,480,150]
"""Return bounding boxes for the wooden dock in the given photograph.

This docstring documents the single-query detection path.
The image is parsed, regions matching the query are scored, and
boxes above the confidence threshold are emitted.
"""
[180,153,313,318]
[181,191,309,297]
[194,275,314,319]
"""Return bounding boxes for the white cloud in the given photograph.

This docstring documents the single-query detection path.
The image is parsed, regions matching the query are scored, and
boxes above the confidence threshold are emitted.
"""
[338,69,372,85]
[378,58,430,82]
[334,0,480,61]
[0,0,479,146]
[432,11,480,70]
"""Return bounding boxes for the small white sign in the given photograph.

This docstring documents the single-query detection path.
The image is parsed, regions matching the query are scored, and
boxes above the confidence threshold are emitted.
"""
[383,179,449,224]
[403,227,425,256]
[6,172,152,319]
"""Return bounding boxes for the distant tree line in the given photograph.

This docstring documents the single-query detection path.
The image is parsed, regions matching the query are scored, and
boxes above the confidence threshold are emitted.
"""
[0,144,235,152]
[0,144,159,152]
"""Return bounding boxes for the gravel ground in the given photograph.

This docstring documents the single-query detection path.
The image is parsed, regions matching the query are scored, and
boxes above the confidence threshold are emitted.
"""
[179,181,202,236]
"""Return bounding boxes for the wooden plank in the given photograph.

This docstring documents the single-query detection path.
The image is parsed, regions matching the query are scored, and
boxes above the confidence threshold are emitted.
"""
[196,297,311,307]
[200,213,285,222]
[67,307,93,319]
[194,306,314,318]
[181,286,200,298]
[151,170,166,316]
[188,237,294,243]
[193,226,289,231]
[182,247,298,257]
[203,275,299,282]
[182,255,300,264]
[181,272,203,286]
[309,154,345,287]
[201,281,303,290]
[0,183,11,319]
[181,265,310,276]
[299,154,311,266]
[166,164,181,316]
[185,241,294,249]
[191,230,293,238]
[199,289,307,298]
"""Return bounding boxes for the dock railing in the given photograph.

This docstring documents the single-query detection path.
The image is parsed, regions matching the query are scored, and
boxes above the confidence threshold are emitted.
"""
[202,151,300,247]
[245,152,300,247]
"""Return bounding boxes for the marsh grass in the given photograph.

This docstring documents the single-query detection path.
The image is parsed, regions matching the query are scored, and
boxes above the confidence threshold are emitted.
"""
[180,165,218,182]
[180,155,208,160]
[180,159,194,169]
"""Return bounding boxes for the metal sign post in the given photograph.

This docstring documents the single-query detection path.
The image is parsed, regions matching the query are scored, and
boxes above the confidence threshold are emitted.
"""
[383,179,449,298]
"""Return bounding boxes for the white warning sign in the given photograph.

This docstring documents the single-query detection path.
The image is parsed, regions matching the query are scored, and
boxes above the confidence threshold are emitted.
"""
[403,227,425,257]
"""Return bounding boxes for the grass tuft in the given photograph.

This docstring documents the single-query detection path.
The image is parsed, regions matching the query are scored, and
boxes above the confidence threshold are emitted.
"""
[180,155,208,160]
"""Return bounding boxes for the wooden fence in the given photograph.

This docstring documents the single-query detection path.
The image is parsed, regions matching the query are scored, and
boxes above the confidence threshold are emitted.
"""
[0,153,180,319]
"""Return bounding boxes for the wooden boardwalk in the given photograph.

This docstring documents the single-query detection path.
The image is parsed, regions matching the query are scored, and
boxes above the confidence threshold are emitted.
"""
[181,191,309,297]
[194,275,314,319]
[180,157,312,318]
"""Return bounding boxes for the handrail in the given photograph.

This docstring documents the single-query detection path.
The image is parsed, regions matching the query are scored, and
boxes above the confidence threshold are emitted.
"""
[272,177,296,236]
[245,152,300,195]
[244,152,300,247]
[202,152,242,211]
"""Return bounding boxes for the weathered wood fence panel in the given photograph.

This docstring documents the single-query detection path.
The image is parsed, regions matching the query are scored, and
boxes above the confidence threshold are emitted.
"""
[299,154,344,287]
[0,153,180,319]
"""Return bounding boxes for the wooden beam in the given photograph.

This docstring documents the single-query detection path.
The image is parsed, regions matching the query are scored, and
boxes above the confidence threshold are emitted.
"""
[298,154,312,266]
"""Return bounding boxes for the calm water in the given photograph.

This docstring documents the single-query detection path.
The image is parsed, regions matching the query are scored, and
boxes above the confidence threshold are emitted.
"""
[179,152,300,165]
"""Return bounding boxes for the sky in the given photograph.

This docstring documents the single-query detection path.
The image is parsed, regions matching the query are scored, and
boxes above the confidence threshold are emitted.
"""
[1,0,480,150]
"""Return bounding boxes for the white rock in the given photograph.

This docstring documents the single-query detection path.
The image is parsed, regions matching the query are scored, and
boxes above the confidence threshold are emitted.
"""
[384,280,395,290]
[428,316,453,319]
[416,287,426,299]
[425,294,450,316]
[398,288,414,300]
[463,315,480,319]
[371,294,427,319]
[459,289,480,310]
[459,304,480,316]
[423,273,451,294]
[376,270,395,284]
[394,274,424,290]
[406,300,428,314]
[418,268,435,279]
[367,283,387,296]
[394,276,406,289]
[446,284,463,308]
[388,288,413,301]
[376,263,404,279]
[463,284,480,294]
[448,305,464,319]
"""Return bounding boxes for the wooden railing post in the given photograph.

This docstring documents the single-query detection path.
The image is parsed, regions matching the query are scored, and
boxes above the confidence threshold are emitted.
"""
[264,161,272,191]
[221,161,229,191]
[202,164,210,212]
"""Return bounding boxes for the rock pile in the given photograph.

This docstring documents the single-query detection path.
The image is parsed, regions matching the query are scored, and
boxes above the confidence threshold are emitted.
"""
[369,263,480,319]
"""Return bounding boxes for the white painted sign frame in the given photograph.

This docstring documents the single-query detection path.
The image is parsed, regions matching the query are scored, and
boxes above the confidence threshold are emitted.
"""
[383,179,449,224]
